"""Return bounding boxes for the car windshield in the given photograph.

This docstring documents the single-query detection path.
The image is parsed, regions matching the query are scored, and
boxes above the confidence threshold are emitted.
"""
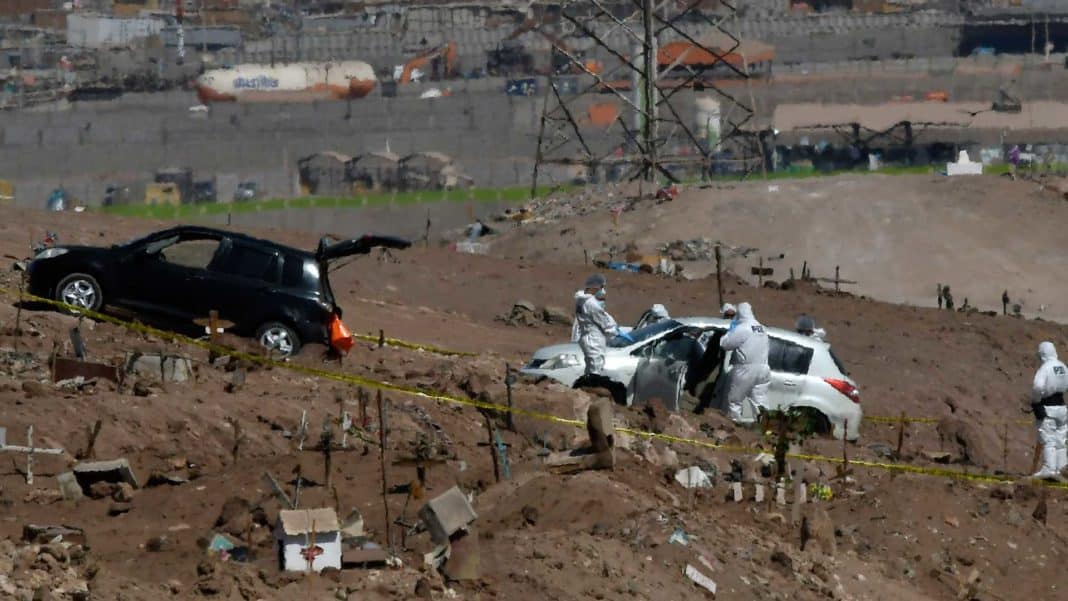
[608,319,681,348]
[116,230,165,248]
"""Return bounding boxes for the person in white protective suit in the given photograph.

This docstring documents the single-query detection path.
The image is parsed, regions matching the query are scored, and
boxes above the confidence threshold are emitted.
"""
[574,273,620,375]
[1031,341,1068,479]
[573,274,627,403]
[795,314,827,342]
[570,288,593,343]
[719,302,770,423]
[635,303,671,330]
[721,303,737,320]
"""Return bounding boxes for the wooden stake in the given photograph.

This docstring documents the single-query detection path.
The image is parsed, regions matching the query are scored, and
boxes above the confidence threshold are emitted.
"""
[26,425,33,485]
[208,310,220,363]
[714,244,724,310]
[359,388,369,429]
[80,420,102,460]
[1001,423,1009,474]
[895,411,906,459]
[482,411,500,483]
[377,390,393,552]
[14,273,25,337]
[263,471,294,509]
[835,266,841,293]
[758,256,764,288]
[841,419,849,472]
[293,464,303,509]
[297,410,308,451]
[505,364,516,433]
[321,416,334,490]
[378,330,385,349]
[226,417,242,465]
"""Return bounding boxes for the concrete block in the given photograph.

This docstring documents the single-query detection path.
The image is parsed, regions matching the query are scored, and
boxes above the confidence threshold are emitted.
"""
[73,458,140,490]
[419,485,477,544]
[57,471,84,501]
[125,353,193,383]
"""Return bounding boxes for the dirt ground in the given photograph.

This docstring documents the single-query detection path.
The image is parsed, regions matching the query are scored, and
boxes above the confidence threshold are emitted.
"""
[489,174,1068,322]
[1,197,1067,601]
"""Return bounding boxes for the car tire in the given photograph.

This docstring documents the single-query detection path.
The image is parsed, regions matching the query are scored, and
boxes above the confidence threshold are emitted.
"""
[55,273,103,313]
[256,322,302,356]
[794,407,831,435]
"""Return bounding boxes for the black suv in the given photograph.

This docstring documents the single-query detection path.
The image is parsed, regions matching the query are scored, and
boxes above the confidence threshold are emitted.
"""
[27,225,410,355]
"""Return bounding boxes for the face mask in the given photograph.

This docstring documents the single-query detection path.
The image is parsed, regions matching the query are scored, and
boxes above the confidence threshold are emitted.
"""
[595,288,606,300]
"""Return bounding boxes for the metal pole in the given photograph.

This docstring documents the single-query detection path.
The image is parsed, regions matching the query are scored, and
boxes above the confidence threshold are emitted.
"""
[715,244,724,310]
[377,391,393,552]
[641,0,658,182]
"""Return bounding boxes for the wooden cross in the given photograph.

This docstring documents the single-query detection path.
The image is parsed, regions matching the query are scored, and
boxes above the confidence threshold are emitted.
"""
[193,310,234,363]
[0,426,64,485]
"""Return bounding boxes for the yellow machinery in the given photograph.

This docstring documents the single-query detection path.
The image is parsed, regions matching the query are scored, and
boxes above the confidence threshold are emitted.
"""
[145,182,181,206]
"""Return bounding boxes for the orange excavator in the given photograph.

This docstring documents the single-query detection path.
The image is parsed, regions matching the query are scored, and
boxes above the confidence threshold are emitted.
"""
[399,41,457,83]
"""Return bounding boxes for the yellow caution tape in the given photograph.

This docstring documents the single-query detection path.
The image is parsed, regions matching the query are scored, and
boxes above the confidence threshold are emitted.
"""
[352,333,477,357]
[865,414,1032,427]
[6,287,1065,491]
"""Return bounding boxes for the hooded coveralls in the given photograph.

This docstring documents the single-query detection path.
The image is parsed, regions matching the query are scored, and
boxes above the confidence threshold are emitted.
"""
[719,302,771,422]
[1032,341,1068,478]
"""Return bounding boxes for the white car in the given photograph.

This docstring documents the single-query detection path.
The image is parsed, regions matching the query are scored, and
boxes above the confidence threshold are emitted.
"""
[521,317,862,440]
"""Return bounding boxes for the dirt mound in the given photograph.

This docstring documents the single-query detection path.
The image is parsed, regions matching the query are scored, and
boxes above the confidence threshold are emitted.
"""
[489,174,1068,321]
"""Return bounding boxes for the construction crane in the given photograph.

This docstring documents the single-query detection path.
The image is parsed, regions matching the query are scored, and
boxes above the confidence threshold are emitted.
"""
[399,41,457,84]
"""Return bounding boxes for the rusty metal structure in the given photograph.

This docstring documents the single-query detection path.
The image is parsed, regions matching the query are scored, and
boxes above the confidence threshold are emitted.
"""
[531,0,762,192]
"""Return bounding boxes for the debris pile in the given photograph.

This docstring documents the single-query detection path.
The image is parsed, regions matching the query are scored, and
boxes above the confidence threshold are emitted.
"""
[657,238,758,262]
[1,529,91,601]
[497,300,571,328]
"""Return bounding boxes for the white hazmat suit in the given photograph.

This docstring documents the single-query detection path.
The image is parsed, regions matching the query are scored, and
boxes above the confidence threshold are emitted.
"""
[1032,341,1068,478]
[571,289,592,343]
[719,302,770,423]
[575,294,619,375]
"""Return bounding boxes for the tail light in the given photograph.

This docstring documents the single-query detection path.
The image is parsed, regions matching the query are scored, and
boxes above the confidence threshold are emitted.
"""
[825,378,860,403]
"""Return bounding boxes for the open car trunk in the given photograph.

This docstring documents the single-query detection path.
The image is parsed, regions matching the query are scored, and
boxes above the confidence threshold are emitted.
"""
[316,234,412,264]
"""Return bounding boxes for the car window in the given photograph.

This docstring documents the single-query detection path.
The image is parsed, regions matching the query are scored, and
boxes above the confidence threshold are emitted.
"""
[829,348,849,376]
[217,244,279,282]
[160,239,220,270]
[609,319,680,348]
[768,337,813,375]
[652,332,704,363]
[281,254,319,290]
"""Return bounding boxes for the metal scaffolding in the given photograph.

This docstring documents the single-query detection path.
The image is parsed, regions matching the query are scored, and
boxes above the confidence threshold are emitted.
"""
[530,0,762,194]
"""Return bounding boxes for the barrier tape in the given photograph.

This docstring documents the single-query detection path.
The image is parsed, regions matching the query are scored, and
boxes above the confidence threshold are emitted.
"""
[352,333,476,357]
[6,287,1066,491]
[865,414,1032,427]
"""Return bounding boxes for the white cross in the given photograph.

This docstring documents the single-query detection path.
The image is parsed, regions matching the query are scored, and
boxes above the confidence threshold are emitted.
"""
[0,426,64,485]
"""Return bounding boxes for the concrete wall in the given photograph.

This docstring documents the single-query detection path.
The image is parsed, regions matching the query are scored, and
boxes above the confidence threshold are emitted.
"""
[5,54,1068,208]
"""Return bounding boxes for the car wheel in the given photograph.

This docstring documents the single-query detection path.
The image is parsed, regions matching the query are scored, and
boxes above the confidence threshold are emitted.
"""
[256,322,301,356]
[55,273,103,312]
[793,407,831,435]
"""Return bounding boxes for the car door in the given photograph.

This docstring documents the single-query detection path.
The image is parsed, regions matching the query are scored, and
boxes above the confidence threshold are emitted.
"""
[632,329,704,411]
[766,336,813,411]
[201,240,282,332]
[114,232,224,320]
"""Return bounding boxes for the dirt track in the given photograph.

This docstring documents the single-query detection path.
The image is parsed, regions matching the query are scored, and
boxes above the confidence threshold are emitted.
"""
[0,202,1067,601]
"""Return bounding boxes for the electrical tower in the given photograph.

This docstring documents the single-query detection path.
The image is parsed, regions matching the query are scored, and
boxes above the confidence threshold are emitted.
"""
[530,0,763,194]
